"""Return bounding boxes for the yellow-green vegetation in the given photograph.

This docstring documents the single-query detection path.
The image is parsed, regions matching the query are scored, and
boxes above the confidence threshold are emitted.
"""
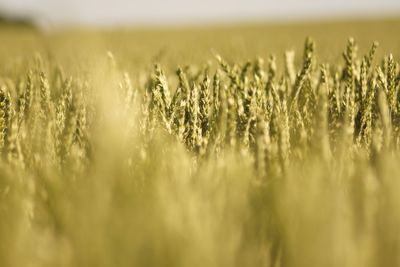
[0,19,400,267]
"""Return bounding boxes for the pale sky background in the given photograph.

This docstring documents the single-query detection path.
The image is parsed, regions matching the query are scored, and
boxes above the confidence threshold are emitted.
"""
[0,0,400,26]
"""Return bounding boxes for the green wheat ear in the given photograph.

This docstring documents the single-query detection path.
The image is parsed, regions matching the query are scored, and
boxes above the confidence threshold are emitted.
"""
[0,86,8,153]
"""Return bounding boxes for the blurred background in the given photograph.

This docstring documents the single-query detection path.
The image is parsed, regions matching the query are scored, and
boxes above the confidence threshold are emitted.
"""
[0,0,399,74]
[0,0,399,27]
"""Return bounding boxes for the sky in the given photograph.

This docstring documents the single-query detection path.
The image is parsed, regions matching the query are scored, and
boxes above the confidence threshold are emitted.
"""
[0,0,400,26]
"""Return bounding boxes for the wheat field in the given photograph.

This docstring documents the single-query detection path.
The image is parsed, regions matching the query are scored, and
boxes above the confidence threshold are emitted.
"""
[0,19,400,267]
